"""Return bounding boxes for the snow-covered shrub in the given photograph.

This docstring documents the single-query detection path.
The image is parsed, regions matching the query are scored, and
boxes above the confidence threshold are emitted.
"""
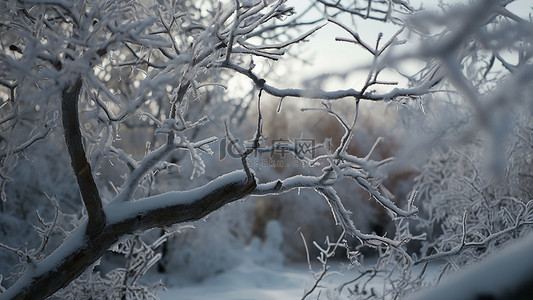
[0,131,81,286]
[164,200,255,281]
[413,108,533,270]
[248,219,285,266]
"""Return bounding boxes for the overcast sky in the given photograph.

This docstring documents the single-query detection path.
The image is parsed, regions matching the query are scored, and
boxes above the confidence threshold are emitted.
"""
[278,0,532,92]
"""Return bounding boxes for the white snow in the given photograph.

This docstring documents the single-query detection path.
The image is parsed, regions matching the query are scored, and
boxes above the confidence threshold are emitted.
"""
[406,232,533,300]
[154,259,368,300]
[105,170,249,225]
[157,261,310,300]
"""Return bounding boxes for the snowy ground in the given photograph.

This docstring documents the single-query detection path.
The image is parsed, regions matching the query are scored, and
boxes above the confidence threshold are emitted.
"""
[158,262,310,300]
[135,220,364,300]
[150,232,533,300]
[153,260,361,300]
[150,221,367,300]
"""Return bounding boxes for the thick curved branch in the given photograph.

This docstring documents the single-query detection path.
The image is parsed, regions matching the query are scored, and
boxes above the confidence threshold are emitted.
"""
[61,78,106,238]
[0,171,256,300]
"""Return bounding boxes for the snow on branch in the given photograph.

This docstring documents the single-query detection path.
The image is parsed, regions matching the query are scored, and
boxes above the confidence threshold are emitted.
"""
[0,170,256,299]
[224,61,440,102]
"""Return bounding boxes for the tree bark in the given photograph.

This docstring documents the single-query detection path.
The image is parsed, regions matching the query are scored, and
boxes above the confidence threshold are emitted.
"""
[61,78,106,238]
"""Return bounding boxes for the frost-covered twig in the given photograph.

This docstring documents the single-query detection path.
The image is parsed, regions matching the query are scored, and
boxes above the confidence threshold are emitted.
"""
[301,233,345,299]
